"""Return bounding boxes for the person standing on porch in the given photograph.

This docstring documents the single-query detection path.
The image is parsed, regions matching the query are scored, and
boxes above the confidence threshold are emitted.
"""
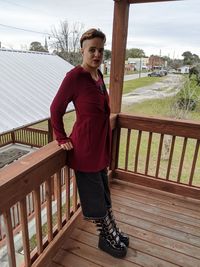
[50,28,129,258]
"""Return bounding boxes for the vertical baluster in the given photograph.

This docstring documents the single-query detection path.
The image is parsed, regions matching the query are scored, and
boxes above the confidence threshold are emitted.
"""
[125,129,131,171]
[33,187,43,254]
[134,130,142,173]
[155,134,164,178]
[0,215,2,240]
[166,136,176,180]
[189,140,200,186]
[40,133,42,146]
[29,131,32,146]
[38,133,40,147]
[64,166,71,220]
[145,132,153,175]
[110,128,121,170]
[3,209,16,267]
[22,129,25,144]
[72,172,78,213]
[35,132,37,146]
[56,171,62,231]
[28,194,32,215]
[16,203,20,226]
[45,177,53,242]
[19,198,31,267]
[177,137,187,183]
[11,206,15,228]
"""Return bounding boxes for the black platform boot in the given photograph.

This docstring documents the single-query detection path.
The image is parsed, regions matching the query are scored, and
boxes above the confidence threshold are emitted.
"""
[94,213,127,258]
[108,208,129,247]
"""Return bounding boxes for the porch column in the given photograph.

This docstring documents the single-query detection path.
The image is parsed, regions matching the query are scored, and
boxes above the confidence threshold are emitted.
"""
[109,0,130,113]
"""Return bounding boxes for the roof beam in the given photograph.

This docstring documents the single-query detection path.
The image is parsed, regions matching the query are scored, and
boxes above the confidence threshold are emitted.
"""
[128,0,179,3]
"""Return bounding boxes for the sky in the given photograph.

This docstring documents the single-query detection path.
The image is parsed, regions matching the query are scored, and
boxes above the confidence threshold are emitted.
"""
[0,0,199,59]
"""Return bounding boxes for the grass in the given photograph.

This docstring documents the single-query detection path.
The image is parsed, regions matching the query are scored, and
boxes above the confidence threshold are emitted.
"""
[122,76,162,94]
[120,77,200,186]
[122,97,173,116]
[31,76,200,185]
[122,77,200,122]
[118,129,200,186]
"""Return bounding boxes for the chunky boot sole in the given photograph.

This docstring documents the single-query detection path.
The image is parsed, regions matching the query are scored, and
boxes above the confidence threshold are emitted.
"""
[98,235,127,258]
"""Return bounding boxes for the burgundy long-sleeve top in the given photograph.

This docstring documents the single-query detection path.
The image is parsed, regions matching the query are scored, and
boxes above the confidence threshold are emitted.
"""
[50,65,111,172]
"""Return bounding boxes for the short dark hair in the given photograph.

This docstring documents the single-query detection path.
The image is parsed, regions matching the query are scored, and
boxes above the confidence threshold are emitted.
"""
[80,28,106,48]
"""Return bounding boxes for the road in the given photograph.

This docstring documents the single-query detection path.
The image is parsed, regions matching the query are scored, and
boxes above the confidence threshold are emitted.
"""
[104,72,148,84]
[122,74,184,105]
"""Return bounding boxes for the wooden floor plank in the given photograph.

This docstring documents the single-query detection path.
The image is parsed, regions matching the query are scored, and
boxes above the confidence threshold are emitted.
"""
[61,237,140,267]
[70,228,180,267]
[114,209,200,247]
[111,188,200,219]
[111,180,200,211]
[111,198,200,237]
[48,180,200,267]
[46,261,63,267]
[78,223,200,267]
[111,190,200,227]
[53,249,102,267]
[79,220,200,260]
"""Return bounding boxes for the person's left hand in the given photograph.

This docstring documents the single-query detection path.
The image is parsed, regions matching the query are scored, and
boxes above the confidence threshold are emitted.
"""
[60,140,73,150]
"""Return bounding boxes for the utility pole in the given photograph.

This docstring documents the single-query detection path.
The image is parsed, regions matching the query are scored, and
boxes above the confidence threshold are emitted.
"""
[139,57,142,78]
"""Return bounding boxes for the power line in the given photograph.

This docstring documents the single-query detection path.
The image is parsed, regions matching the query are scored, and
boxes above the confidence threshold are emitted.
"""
[0,23,52,36]
[0,0,56,18]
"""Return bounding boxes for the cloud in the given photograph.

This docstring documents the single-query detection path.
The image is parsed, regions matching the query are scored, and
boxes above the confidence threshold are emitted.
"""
[0,0,199,57]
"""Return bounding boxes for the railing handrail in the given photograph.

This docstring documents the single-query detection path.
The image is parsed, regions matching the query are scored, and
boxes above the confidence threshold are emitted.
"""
[0,114,117,214]
[0,141,65,214]
[118,113,200,139]
[113,113,200,199]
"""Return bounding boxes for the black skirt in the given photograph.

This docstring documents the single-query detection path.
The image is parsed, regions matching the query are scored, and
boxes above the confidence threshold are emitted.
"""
[75,168,112,219]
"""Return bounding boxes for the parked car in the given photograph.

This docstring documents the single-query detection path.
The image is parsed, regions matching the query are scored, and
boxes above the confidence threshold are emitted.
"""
[161,69,168,76]
[148,71,163,77]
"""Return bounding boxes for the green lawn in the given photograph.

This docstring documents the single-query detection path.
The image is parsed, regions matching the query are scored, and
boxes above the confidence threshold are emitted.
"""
[32,76,199,185]
[119,77,200,186]
[118,128,200,186]
[122,76,163,95]
[122,77,200,122]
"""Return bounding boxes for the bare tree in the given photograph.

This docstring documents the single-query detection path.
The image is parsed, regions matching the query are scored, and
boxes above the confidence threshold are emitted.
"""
[51,20,84,65]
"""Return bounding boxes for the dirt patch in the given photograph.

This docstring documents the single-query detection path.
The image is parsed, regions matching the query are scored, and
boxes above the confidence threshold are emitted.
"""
[122,74,184,105]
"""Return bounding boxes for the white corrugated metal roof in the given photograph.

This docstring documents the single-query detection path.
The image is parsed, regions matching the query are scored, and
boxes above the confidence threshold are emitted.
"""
[0,49,74,134]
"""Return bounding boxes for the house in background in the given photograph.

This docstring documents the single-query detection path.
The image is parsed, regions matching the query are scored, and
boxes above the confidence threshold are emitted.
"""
[148,55,166,70]
[177,65,190,74]
[127,57,149,71]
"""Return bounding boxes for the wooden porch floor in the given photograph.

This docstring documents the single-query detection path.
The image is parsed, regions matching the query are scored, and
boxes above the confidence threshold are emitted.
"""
[50,180,200,267]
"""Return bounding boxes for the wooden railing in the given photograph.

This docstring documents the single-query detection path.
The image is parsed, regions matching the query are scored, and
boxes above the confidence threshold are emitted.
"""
[0,132,13,147]
[111,113,200,200]
[1,113,199,266]
[0,141,81,267]
[0,114,117,267]
[15,128,49,147]
[0,128,49,148]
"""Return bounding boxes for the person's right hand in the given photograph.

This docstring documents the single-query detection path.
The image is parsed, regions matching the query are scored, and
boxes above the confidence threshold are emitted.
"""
[60,141,73,151]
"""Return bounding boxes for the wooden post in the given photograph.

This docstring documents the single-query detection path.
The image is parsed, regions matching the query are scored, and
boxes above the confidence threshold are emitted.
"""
[11,130,15,144]
[109,0,130,113]
[48,118,54,142]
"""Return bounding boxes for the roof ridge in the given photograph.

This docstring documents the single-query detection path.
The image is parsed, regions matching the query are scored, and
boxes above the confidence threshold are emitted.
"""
[0,48,52,55]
